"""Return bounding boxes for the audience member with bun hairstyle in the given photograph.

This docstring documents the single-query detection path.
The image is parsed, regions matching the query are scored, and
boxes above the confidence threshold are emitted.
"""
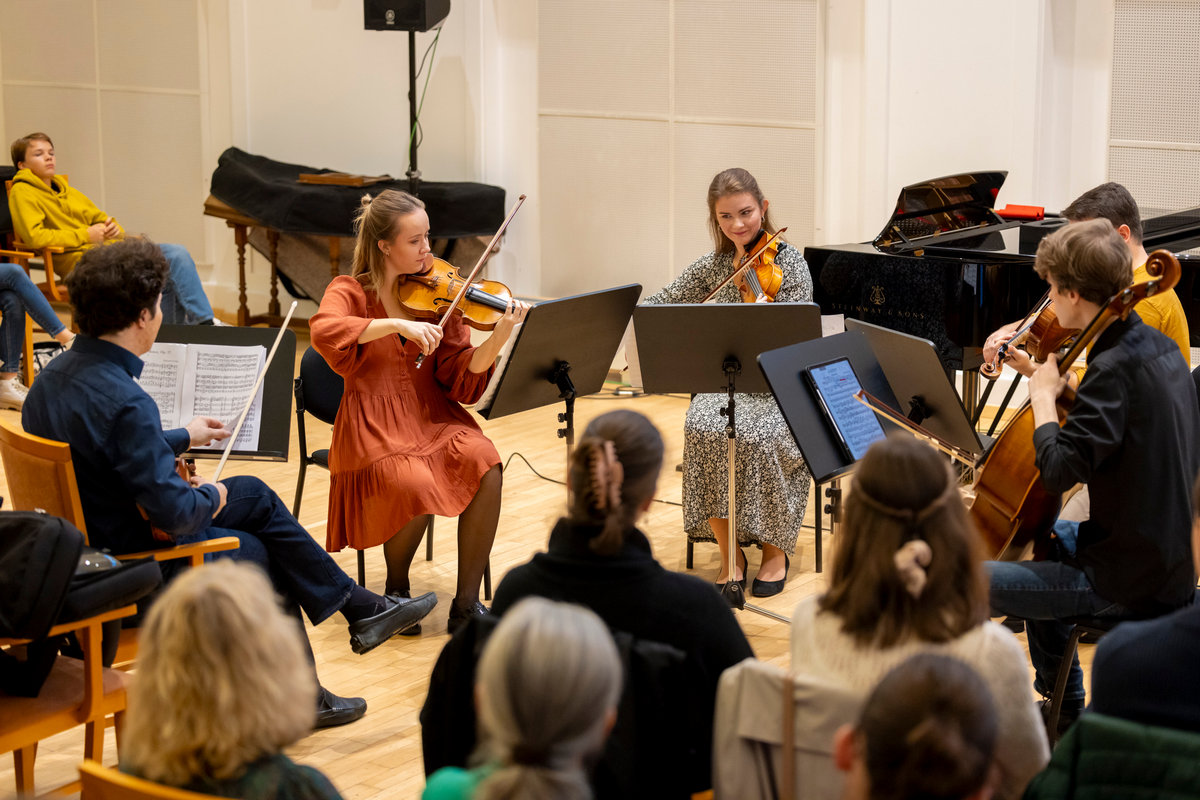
[486,409,753,791]
[121,561,343,799]
[834,653,999,800]
[423,597,621,800]
[790,434,1047,800]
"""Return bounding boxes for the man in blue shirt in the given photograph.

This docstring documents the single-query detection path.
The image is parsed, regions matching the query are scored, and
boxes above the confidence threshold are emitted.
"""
[23,237,437,728]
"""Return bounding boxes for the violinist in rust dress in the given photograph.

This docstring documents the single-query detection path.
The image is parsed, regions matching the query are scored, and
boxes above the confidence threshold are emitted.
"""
[642,168,813,598]
[311,189,528,634]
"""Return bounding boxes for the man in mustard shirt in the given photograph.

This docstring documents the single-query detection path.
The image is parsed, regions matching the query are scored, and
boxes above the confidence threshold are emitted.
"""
[983,181,1190,376]
[8,132,218,326]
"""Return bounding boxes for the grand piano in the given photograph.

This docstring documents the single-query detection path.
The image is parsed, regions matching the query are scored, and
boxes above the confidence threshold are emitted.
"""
[805,171,1200,411]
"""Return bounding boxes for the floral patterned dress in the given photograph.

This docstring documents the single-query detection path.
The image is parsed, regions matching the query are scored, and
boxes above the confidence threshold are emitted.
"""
[642,241,813,553]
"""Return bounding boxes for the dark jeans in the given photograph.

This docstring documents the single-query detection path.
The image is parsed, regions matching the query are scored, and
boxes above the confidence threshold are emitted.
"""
[987,520,1130,703]
[0,261,68,373]
[176,476,354,626]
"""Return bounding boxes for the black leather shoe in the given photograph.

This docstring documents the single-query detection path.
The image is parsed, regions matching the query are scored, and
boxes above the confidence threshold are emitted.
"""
[315,686,366,728]
[386,588,423,636]
[751,554,790,597]
[447,600,488,635]
[348,591,437,654]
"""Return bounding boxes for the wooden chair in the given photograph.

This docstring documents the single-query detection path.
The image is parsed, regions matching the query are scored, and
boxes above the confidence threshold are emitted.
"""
[0,604,136,797]
[4,178,70,305]
[79,760,221,800]
[0,419,239,662]
[0,246,36,386]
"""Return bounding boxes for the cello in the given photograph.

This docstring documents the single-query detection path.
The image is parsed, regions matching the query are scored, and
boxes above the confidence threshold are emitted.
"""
[969,249,1182,560]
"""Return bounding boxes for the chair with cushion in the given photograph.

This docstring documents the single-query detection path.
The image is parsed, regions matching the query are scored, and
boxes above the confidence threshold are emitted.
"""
[5,178,70,305]
[712,658,863,800]
[0,419,239,663]
[79,759,221,800]
[292,346,490,597]
[1,604,136,797]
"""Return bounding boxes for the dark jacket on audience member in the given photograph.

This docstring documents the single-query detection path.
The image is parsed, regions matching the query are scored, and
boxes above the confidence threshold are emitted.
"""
[421,519,753,798]
[1090,601,1200,732]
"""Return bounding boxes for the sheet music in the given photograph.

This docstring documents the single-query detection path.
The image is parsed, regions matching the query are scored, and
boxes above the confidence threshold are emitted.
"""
[181,344,267,452]
[475,321,523,415]
[138,343,188,426]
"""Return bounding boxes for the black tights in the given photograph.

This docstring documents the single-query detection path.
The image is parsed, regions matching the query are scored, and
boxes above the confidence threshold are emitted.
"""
[382,464,501,609]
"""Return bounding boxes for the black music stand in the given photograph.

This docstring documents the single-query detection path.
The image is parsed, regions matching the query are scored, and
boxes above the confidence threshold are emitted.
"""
[477,285,642,477]
[845,318,983,459]
[634,302,821,619]
[757,331,902,572]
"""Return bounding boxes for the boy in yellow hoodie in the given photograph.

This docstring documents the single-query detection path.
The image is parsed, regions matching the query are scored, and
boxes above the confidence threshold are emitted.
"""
[8,132,217,326]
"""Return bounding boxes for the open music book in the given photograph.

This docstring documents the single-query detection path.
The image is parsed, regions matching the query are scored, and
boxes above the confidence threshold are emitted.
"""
[137,342,267,452]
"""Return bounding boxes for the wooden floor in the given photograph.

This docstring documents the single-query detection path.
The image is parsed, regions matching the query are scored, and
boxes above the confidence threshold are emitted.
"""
[0,330,1091,799]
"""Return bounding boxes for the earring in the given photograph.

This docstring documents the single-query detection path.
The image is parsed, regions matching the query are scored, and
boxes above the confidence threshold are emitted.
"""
[384,248,391,256]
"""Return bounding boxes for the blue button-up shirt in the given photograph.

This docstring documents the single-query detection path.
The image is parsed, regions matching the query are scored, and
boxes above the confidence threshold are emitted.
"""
[22,335,221,554]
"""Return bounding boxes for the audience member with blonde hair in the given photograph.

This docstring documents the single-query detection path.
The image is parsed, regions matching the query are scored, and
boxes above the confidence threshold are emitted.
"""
[423,597,621,800]
[790,434,1047,800]
[834,653,999,800]
[121,561,343,799]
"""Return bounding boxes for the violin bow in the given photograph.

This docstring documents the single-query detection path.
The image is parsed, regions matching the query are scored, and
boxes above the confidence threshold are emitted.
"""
[702,227,787,303]
[211,300,299,482]
[415,194,527,368]
[853,388,977,467]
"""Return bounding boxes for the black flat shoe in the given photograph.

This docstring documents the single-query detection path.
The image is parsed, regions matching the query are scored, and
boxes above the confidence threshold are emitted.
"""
[386,588,423,636]
[751,554,790,597]
[315,686,367,728]
[348,591,437,654]
[447,599,488,635]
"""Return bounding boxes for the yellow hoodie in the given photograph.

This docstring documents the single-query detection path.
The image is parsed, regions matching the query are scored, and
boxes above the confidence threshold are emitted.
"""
[7,168,123,275]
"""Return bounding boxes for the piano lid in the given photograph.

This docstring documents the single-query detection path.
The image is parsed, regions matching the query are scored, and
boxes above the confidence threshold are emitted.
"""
[1143,205,1200,252]
[873,171,1018,254]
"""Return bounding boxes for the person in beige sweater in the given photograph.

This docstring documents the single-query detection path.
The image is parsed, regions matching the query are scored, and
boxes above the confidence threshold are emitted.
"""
[791,435,1048,800]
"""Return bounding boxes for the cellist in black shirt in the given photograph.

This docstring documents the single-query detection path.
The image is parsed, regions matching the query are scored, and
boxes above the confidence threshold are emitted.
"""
[986,218,1200,733]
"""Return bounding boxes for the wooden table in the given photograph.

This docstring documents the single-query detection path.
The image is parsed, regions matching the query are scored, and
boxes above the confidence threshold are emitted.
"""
[203,195,341,328]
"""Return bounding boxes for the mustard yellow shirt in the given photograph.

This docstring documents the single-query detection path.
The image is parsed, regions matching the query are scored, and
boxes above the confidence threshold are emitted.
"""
[1071,260,1191,383]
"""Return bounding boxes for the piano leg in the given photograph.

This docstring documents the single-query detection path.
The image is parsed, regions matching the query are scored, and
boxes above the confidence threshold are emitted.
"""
[961,370,980,427]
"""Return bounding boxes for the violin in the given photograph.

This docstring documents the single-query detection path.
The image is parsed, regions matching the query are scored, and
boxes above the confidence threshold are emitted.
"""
[702,228,787,303]
[970,250,1182,560]
[401,195,527,368]
[979,294,1080,381]
[393,256,514,332]
[145,458,196,542]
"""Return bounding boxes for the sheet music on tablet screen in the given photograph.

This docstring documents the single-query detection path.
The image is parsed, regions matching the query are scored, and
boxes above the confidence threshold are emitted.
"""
[806,358,886,461]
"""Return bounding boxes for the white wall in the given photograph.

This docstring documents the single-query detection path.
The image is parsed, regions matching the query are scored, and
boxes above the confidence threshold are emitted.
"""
[821,0,1115,246]
[211,0,539,313]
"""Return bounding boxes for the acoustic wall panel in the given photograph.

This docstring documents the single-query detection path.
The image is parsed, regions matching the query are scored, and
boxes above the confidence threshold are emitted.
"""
[1,85,105,197]
[100,90,205,254]
[669,123,816,289]
[539,0,669,115]
[1108,0,1200,217]
[97,0,201,91]
[673,0,818,122]
[0,0,96,84]
[538,0,820,299]
[538,115,671,299]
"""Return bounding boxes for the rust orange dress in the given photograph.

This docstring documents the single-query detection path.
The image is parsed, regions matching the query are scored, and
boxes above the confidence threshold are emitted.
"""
[310,275,500,552]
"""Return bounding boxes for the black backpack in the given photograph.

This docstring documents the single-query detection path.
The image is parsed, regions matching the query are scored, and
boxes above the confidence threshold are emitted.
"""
[0,510,162,695]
